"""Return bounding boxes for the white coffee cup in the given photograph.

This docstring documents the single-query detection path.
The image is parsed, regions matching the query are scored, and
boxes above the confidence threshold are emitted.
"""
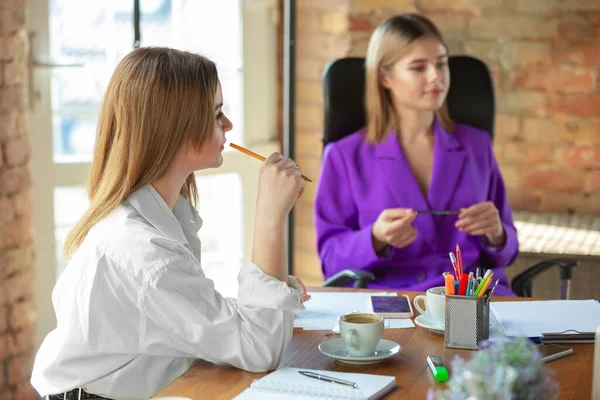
[413,286,446,327]
[339,313,384,357]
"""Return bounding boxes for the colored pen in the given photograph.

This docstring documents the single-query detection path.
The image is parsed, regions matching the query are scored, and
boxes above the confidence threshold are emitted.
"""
[457,273,469,296]
[487,279,500,299]
[449,253,459,279]
[477,273,494,297]
[299,370,358,389]
[416,210,460,215]
[467,272,474,296]
[474,270,492,296]
[444,272,455,295]
[456,244,463,278]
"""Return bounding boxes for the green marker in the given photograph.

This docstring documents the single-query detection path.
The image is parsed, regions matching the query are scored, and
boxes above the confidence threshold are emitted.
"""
[427,356,449,383]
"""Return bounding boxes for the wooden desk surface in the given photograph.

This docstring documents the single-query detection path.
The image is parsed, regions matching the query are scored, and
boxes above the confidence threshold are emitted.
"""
[154,289,593,399]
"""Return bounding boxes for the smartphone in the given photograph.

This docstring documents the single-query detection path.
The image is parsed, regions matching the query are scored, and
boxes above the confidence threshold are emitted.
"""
[536,343,574,363]
[370,294,414,318]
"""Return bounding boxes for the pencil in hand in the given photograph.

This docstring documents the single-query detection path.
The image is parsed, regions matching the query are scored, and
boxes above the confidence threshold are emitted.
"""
[229,143,313,182]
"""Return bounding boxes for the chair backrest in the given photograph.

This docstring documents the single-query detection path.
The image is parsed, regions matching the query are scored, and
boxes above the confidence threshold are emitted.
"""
[322,56,496,147]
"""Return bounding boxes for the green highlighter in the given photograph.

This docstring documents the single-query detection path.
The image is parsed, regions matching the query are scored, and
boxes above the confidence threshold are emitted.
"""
[427,356,449,383]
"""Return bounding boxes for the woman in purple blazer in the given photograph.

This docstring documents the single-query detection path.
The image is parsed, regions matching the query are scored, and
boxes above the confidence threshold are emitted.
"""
[314,14,518,296]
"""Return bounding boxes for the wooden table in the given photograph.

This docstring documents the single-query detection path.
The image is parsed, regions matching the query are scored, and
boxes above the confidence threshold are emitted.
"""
[154,289,593,399]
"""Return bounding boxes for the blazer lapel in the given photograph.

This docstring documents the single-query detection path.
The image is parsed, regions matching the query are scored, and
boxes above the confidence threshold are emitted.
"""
[428,120,467,213]
[375,130,438,250]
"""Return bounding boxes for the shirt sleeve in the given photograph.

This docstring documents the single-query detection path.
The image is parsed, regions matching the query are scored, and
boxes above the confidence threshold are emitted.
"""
[315,144,392,278]
[140,258,304,373]
[476,139,519,267]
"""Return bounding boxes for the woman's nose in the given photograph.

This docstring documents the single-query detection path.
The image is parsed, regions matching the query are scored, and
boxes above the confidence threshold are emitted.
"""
[223,116,233,133]
[428,65,440,83]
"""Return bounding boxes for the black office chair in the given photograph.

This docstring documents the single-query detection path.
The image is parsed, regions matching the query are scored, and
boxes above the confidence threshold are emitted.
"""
[319,56,579,299]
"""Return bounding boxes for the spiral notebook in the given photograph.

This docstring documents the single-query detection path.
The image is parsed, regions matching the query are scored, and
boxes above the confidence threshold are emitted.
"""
[233,367,396,399]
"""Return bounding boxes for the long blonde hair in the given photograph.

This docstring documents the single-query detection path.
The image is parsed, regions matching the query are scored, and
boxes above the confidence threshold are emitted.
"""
[365,14,454,144]
[64,47,219,258]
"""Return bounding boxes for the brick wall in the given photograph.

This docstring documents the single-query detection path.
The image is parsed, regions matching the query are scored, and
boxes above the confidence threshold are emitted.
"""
[0,0,37,399]
[289,0,600,285]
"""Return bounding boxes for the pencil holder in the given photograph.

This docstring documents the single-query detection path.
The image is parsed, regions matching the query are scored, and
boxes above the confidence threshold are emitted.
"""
[444,295,490,350]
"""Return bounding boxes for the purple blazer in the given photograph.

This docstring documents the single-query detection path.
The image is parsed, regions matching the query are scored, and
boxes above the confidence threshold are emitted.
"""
[314,120,519,296]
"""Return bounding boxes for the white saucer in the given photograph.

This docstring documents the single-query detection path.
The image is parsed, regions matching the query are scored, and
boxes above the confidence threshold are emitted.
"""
[318,338,401,364]
[414,314,445,334]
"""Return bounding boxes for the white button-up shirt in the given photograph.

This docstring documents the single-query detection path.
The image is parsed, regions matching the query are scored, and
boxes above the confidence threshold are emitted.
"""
[31,186,304,399]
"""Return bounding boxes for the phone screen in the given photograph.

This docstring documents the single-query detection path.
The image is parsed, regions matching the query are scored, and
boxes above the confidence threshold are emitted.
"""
[371,296,411,313]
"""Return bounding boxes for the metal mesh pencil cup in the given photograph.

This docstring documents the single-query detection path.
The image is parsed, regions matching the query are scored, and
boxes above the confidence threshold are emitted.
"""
[444,295,490,350]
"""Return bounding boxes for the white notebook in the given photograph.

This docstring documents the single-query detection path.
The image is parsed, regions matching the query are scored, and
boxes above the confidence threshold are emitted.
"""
[233,367,397,400]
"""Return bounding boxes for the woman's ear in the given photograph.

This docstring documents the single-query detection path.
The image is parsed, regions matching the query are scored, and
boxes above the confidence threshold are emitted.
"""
[378,67,391,89]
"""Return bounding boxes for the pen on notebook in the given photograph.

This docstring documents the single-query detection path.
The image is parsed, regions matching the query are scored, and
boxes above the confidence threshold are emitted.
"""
[415,210,460,215]
[229,143,313,182]
[299,370,358,389]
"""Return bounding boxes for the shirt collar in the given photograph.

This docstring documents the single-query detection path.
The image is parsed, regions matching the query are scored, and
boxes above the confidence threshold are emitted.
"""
[125,185,202,246]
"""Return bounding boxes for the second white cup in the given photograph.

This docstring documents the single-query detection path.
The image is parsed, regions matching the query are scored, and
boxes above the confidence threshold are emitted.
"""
[413,286,446,327]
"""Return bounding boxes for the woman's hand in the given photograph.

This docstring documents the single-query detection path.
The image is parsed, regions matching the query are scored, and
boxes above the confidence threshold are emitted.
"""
[371,208,417,253]
[290,275,311,302]
[256,152,305,221]
[456,201,505,246]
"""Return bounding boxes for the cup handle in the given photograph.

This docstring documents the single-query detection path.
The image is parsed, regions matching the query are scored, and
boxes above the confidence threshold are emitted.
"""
[414,295,428,315]
[344,329,359,350]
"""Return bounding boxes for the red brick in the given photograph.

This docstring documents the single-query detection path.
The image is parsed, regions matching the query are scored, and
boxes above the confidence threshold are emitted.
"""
[0,166,31,195]
[515,0,600,13]
[13,383,37,400]
[465,40,501,65]
[523,117,600,145]
[489,64,502,90]
[12,190,31,219]
[2,270,33,305]
[297,32,350,59]
[522,168,583,193]
[322,11,348,34]
[297,10,322,32]
[348,31,372,56]
[0,111,20,143]
[0,332,15,359]
[539,192,600,214]
[585,171,600,193]
[297,82,323,105]
[502,143,554,165]
[418,0,495,16]
[3,136,30,167]
[551,94,600,117]
[297,132,322,157]
[0,86,25,113]
[424,13,467,38]
[561,146,600,168]
[298,0,349,11]
[0,245,34,280]
[7,355,31,386]
[0,218,32,252]
[495,114,519,139]
[2,6,27,35]
[469,16,558,40]
[0,306,7,333]
[4,60,25,86]
[507,190,541,211]
[297,58,330,82]
[295,104,323,131]
[558,15,598,43]
[0,196,15,226]
[509,42,552,68]
[498,165,521,189]
[349,14,377,32]
[498,91,548,116]
[9,299,34,331]
[512,66,596,93]
[0,31,26,62]
[13,329,33,354]
[352,0,414,13]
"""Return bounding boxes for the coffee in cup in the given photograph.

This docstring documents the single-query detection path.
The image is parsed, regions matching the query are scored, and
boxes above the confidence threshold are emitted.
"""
[339,313,384,357]
[413,286,446,327]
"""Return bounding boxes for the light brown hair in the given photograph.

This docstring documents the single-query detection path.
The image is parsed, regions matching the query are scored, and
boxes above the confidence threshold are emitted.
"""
[365,13,454,144]
[64,47,219,257]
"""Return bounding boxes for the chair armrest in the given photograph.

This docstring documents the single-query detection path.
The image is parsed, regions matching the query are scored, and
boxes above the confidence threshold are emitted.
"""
[321,269,375,288]
[511,258,580,298]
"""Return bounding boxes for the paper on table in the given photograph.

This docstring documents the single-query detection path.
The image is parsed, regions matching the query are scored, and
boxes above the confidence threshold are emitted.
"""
[294,292,393,330]
[491,300,600,338]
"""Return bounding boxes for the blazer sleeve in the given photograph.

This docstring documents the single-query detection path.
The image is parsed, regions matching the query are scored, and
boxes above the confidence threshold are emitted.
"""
[477,138,519,267]
[315,144,392,278]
